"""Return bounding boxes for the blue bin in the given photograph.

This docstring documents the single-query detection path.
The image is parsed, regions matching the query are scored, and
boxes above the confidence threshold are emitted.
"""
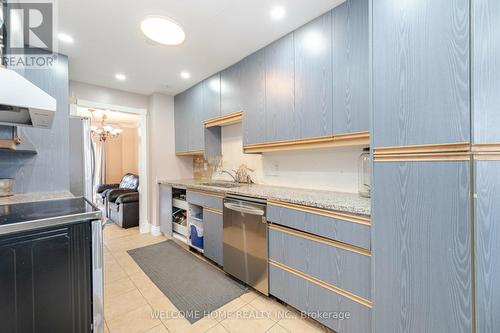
[190,225,204,249]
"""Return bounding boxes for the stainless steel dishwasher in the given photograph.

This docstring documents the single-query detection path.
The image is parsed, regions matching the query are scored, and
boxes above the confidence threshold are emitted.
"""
[223,194,268,295]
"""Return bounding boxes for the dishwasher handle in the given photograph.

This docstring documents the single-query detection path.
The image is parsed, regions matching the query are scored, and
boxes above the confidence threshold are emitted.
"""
[224,202,265,216]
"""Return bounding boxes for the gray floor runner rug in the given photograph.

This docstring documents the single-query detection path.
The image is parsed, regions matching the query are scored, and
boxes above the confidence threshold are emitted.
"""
[128,240,247,323]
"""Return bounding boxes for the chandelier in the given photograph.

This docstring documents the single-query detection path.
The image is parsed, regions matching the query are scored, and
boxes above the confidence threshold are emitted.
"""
[90,111,123,142]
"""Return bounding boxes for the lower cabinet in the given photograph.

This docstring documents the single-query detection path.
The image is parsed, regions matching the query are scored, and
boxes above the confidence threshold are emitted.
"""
[475,160,500,332]
[269,264,371,332]
[159,185,173,236]
[268,223,371,333]
[372,161,472,332]
[0,223,92,333]
[203,208,223,266]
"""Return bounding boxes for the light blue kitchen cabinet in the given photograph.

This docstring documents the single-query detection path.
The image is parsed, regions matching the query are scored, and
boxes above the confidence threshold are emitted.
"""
[294,12,333,140]
[475,160,500,332]
[269,226,371,300]
[220,63,242,115]
[372,161,472,332]
[159,185,173,236]
[332,0,369,135]
[187,83,204,152]
[270,264,371,332]
[473,0,500,144]
[203,209,223,266]
[265,33,295,142]
[372,0,470,147]
[202,73,221,121]
[241,49,267,146]
[174,91,189,153]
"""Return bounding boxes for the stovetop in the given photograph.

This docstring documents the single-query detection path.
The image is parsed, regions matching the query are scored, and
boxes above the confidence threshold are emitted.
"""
[0,197,100,226]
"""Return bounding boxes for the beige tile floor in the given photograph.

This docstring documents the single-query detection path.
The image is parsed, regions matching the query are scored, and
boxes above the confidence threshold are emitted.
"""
[103,223,332,333]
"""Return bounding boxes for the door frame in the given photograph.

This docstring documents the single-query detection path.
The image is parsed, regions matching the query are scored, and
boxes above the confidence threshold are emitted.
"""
[72,99,151,234]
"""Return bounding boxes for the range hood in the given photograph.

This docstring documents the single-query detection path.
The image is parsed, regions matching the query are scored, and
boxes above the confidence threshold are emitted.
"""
[0,66,57,128]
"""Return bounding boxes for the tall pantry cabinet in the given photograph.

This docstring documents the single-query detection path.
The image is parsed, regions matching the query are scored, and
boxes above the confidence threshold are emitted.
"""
[372,0,500,332]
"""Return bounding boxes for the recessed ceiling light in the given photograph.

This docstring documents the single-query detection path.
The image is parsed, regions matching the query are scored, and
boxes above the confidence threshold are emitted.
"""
[115,73,127,81]
[270,6,286,20]
[180,71,191,79]
[58,32,74,44]
[141,16,186,46]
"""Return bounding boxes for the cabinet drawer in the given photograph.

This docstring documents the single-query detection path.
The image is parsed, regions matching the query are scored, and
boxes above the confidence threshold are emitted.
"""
[186,190,224,210]
[267,200,370,250]
[269,224,371,301]
[269,263,371,333]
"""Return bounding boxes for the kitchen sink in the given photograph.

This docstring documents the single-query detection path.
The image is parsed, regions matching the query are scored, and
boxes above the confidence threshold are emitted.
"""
[199,182,242,188]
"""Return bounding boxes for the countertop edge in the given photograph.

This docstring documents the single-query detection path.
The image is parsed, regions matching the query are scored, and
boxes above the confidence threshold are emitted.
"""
[159,180,371,217]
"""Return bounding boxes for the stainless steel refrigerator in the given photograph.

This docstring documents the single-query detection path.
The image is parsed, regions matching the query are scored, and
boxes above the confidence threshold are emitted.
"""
[69,116,95,202]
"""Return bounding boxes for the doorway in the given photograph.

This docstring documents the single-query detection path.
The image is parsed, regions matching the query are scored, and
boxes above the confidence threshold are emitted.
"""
[70,99,150,234]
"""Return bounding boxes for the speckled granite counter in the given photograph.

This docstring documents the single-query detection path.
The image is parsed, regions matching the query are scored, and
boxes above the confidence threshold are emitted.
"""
[0,191,75,206]
[159,179,370,216]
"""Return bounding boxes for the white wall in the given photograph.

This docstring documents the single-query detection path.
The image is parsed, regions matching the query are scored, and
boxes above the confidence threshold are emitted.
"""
[213,123,361,193]
[69,80,149,109]
[148,93,192,228]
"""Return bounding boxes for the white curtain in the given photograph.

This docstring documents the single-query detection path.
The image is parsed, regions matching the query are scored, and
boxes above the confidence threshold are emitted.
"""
[93,139,107,187]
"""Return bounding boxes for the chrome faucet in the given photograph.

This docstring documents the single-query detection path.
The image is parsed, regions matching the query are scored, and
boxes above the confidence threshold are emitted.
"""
[219,164,254,184]
[219,169,238,182]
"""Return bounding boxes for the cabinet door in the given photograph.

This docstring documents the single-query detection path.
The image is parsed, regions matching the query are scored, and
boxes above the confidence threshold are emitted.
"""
[202,73,221,121]
[332,0,369,135]
[221,63,242,115]
[159,185,173,236]
[174,92,189,153]
[187,83,204,151]
[372,0,469,147]
[266,33,296,142]
[475,160,500,332]
[372,161,472,332]
[241,49,267,145]
[294,12,333,139]
[203,209,223,265]
[0,223,92,333]
[473,0,500,144]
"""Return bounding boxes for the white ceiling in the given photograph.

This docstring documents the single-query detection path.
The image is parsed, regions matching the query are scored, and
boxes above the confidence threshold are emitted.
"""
[58,0,345,96]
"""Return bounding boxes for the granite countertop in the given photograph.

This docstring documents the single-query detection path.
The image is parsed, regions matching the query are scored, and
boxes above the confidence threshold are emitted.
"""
[159,179,371,216]
[0,191,75,206]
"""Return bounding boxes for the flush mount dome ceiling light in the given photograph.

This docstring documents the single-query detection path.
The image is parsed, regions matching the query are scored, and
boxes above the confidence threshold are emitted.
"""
[140,16,186,46]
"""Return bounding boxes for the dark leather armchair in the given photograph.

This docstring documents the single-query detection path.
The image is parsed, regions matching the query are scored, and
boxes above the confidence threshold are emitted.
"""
[95,173,139,219]
[108,192,139,228]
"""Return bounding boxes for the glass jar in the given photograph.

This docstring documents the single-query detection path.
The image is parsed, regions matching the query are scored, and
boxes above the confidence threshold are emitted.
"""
[358,148,371,198]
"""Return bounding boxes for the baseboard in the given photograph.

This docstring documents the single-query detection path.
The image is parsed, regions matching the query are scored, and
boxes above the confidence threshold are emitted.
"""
[139,220,150,234]
[150,225,161,236]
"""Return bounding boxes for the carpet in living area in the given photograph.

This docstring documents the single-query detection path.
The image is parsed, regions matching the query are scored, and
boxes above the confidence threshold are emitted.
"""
[128,240,248,323]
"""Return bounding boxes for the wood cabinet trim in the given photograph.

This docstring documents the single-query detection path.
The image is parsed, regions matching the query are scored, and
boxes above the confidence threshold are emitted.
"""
[243,132,369,153]
[473,152,500,161]
[204,111,243,128]
[374,152,471,162]
[374,142,470,155]
[269,223,371,257]
[471,144,500,153]
[269,259,372,308]
[176,150,204,156]
[204,207,223,215]
[268,199,371,226]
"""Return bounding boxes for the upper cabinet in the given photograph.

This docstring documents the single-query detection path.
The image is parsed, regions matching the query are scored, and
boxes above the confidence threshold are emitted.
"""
[241,49,267,146]
[372,0,470,148]
[202,73,221,121]
[174,91,189,153]
[473,0,500,144]
[221,63,242,115]
[265,33,295,143]
[187,83,204,152]
[332,0,369,135]
[294,12,333,140]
